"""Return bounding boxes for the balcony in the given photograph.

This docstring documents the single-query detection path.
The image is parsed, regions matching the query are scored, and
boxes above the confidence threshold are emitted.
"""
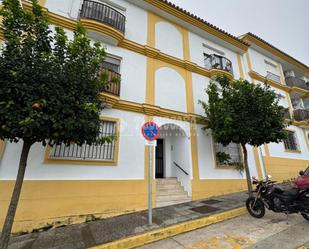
[266,71,281,83]
[80,0,126,33]
[100,67,121,96]
[293,109,309,122]
[283,108,291,120]
[285,76,309,90]
[204,54,233,75]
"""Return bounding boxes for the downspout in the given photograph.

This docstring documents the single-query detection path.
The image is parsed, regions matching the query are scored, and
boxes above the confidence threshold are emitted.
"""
[258,146,266,178]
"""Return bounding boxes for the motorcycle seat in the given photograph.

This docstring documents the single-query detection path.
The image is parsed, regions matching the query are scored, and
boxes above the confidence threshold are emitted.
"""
[274,185,299,196]
[299,185,309,190]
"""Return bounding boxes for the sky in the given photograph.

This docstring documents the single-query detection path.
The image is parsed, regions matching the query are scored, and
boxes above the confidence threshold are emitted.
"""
[169,0,309,66]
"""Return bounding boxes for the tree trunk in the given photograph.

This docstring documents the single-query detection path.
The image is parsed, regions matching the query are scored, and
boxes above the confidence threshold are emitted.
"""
[241,143,253,197]
[0,140,32,249]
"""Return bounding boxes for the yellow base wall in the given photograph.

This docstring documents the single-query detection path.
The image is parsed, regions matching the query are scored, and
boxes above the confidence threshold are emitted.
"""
[0,180,153,234]
[192,179,247,201]
[264,156,308,182]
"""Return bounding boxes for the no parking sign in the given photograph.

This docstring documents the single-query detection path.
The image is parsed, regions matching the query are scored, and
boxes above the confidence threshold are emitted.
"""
[141,121,160,145]
[141,121,160,225]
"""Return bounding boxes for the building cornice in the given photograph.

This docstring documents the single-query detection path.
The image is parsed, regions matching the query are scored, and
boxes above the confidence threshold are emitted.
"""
[144,0,249,52]
[100,93,204,124]
[241,33,309,74]
[0,3,234,80]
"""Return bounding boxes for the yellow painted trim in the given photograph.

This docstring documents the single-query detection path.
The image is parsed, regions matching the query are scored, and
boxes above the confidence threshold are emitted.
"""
[38,0,46,6]
[263,144,270,157]
[79,18,124,45]
[242,34,309,74]
[182,28,191,61]
[0,180,149,233]
[237,53,244,79]
[144,0,248,52]
[253,147,262,177]
[100,93,203,124]
[211,136,244,170]
[0,140,6,160]
[263,156,309,182]
[245,51,253,72]
[3,3,234,83]
[248,70,292,92]
[190,122,200,180]
[89,207,246,249]
[43,116,120,166]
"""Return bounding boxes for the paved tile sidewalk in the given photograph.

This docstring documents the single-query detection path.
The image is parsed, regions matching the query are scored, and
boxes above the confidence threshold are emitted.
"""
[7,191,247,249]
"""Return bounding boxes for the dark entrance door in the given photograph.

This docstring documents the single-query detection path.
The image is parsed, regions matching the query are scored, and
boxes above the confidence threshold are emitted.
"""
[155,139,164,178]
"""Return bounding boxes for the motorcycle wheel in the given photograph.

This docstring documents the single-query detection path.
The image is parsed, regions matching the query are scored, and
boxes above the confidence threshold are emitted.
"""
[301,213,309,221]
[246,197,265,218]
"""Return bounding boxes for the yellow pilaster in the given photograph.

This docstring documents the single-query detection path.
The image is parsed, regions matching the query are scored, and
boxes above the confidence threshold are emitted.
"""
[237,53,244,79]
[0,140,6,160]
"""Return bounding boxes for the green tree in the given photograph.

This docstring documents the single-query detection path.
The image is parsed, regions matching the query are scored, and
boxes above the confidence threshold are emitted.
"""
[200,76,287,194]
[0,0,108,247]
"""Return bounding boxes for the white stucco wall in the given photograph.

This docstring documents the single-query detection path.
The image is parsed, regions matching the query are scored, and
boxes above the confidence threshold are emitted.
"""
[189,32,241,79]
[196,125,257,179]
[0,110,146,180]
[155,67,187,112]
[267,125,309,159]
[192,73,209,116]
[45,0,147,45]
[155,21,183,59]
[249,48,280,77]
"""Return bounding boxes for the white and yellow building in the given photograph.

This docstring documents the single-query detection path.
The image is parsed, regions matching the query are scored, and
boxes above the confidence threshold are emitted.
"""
[1,0,309,233]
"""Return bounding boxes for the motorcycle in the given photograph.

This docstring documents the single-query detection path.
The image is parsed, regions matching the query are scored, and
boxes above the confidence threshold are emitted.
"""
[246,168,309,221]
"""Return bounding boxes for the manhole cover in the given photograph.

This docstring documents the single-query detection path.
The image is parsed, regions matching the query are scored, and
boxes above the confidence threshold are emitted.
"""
[191,205,220,214]
[201,199,222,205]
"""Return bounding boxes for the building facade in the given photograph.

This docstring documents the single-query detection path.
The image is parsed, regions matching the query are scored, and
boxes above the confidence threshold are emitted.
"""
[0,0,309,233]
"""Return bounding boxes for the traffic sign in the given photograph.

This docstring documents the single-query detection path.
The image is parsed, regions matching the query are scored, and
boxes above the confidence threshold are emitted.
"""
[141,122,160,141]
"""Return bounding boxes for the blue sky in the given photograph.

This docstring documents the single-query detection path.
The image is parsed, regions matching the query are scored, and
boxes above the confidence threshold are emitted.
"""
[170,0,309,66]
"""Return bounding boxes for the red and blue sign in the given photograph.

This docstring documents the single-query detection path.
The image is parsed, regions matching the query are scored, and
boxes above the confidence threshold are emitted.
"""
[141,122,160,141]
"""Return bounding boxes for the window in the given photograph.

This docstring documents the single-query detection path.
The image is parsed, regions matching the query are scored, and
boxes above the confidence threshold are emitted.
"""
[283,130,299,151]
[215,142,243,167]
[48,119,119,163]
[101,54,121,73]
[100,55,121,96]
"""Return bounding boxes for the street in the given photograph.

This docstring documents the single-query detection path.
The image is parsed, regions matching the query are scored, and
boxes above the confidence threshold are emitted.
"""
[139,211,309,249]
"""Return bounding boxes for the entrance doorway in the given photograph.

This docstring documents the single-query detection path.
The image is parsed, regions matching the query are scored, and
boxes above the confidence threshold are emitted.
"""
[155,139,164,178]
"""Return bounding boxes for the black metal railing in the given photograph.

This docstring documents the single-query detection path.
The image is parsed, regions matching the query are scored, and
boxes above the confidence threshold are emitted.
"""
[204,54,233,74]
[293,109,309,122]
[283,108,291,120]
[285,76,309,90]
[50,121,117,161]
[173,162,189,176]
[102,69,121,96]
[266,71,281,83]
[80,0,126,33]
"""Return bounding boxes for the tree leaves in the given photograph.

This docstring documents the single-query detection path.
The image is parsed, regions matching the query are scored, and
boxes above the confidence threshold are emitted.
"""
[200,76,287,147]
[0,0,108,146]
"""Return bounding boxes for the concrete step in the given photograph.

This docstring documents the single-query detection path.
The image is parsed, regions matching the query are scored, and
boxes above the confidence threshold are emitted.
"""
[156,189,185,195]
[155,178,191,207]
[156,184,184,190]
[156,198,191,208]
[156,194,190,202]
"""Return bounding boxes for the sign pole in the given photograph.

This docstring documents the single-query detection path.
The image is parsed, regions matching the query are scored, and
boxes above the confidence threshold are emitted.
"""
[141,121,160,226]
[148,145,153,225]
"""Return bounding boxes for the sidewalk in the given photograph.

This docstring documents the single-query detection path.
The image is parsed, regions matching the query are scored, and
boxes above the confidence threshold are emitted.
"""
[7,191,247,249]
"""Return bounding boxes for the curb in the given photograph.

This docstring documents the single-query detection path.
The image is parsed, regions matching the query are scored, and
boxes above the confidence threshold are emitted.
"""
[89,207,247,249]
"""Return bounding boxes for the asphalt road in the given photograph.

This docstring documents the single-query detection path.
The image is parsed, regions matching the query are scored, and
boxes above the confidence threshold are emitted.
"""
[139,211,309,249]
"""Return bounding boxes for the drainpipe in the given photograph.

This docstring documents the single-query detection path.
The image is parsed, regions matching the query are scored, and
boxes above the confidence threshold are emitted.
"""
[258,146,266,178]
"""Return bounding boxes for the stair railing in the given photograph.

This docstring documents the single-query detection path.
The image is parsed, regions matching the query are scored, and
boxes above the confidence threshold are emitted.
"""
[173,162,189,176]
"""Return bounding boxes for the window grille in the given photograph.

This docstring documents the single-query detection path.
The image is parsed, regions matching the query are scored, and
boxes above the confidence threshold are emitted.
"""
[283,130,298,151]
[215,142,242,166]
[49,120,117,161]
